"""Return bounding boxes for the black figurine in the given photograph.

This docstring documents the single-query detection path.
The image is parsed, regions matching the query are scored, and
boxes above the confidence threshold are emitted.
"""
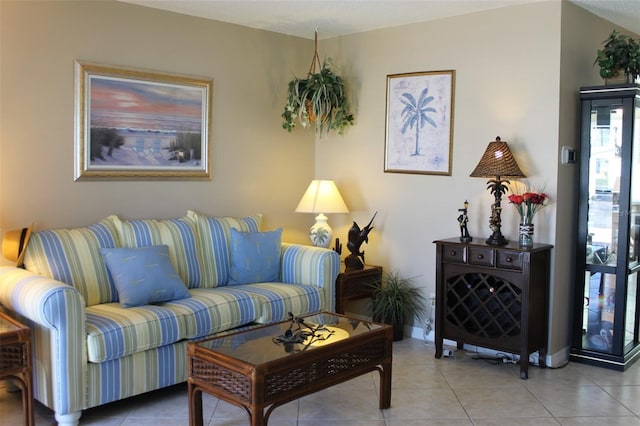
[457,201,472,243]
[345,212,377,269]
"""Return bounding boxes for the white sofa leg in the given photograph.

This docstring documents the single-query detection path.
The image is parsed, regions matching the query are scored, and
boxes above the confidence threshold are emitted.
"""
[55,411,81,426]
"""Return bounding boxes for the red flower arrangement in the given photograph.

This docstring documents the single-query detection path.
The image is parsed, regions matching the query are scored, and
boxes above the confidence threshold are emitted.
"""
[508,191,549,224]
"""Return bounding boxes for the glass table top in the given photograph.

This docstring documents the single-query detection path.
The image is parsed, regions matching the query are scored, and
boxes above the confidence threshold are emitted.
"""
[194,312,383,365]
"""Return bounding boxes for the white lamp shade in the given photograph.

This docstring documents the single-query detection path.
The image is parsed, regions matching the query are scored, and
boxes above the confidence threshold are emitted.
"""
[295,180,348,248]
[295,180,349,214]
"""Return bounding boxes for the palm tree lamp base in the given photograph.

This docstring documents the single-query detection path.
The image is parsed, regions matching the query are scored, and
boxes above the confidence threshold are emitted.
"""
[309,213,332,248]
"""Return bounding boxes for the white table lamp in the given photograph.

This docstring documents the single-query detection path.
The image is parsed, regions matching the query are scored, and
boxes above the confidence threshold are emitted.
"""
[295,180,349,248]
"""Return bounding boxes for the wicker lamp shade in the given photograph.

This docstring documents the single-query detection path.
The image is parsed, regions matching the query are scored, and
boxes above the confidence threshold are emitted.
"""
[470,137,525,178]
[470,136,525,246]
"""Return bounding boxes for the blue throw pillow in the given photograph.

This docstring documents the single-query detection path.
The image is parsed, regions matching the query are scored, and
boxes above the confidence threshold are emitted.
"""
[100,245,190,308]
[228,228,282,285]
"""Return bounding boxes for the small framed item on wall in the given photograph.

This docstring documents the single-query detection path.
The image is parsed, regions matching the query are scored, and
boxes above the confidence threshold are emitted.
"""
[74,61,212,180]
[384,70,455,175]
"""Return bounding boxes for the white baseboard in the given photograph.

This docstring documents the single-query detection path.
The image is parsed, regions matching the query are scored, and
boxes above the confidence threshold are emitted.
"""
[409,325,570,368]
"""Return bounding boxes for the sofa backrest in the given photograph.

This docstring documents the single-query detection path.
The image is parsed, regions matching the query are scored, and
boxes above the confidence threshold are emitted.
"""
[21,212,265,306]
[187,210,261,288]
[108,214,203,289]
[22,218,120,306]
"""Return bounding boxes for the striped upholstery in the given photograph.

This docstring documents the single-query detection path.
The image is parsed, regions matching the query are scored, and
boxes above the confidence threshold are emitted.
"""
[187,210,262,288]
[85,341,189,408]
[0,267,87,417]
[234,282,323,323]
[280,243,340,312]
[86,303,190,363]
[0,214,341,424]
[109,215,202,289]
[22,218,120,306]
[167,287,260,339]
[85,287,261,362]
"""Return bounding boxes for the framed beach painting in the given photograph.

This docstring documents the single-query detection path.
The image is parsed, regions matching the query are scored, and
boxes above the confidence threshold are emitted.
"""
[384,70,455,175]
[74,62,212,179]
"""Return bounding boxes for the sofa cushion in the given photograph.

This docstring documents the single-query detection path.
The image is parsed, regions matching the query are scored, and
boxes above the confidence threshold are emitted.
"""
[228,228,282,285]
[109,215,203,289]
[86,303,191,363]
[101,245,191,308]
[187,210,262,288]
[85,286,261,362]
[234,282,324,323]
[22,218,120,306]
[166,287,261,339]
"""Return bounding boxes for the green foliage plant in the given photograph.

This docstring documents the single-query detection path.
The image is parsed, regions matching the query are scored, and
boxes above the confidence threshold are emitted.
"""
[281,34,354,138]
[369,271,427,339]
[595,30,640,81]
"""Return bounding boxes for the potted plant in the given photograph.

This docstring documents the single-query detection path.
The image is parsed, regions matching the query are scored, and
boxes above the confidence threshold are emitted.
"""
[594,30,640,83]
[281,33,354,137]
[369,271,427,341]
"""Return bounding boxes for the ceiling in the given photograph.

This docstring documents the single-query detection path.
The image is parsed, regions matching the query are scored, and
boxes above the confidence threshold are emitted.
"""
[119,0,640,40]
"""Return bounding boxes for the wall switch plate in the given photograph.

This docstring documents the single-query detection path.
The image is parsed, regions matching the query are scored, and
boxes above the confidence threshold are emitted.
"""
[561,146,577,164]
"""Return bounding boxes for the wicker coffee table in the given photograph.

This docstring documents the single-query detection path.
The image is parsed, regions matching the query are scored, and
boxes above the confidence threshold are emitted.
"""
[0,310,33,426]
[187,312,392,426]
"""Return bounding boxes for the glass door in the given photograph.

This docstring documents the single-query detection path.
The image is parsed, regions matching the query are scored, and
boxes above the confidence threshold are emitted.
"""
[581,102,623,354]
[626,100,640,353]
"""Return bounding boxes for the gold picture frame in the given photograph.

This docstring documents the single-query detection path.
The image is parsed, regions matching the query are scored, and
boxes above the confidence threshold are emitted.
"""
[74,62,212,180]
[384,70,455,175]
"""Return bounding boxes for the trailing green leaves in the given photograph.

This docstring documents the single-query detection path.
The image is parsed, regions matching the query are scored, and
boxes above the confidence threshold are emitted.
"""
[282,61,354,137]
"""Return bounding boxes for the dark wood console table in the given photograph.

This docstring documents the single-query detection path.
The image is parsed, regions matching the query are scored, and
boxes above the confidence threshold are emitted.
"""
[335,264,383,314]
[434,238,553,379]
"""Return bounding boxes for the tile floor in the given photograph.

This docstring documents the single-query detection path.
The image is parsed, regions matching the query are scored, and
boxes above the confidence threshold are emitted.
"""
[1,338,640,425]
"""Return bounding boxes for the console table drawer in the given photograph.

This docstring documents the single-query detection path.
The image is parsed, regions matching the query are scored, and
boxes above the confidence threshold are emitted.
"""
[497,250,523,270]
[468,247,495,267]
[442,244,465,263]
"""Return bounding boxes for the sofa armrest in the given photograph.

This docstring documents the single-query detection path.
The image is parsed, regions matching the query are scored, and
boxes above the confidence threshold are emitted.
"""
[0,266,86,416]
[280,243,340,312]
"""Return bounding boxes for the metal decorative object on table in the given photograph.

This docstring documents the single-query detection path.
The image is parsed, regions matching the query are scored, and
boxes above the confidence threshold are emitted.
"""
[457,200,472,243]
[345,212,377,270]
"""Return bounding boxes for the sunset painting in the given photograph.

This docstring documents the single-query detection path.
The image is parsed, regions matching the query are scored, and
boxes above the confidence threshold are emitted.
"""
[75,62,211,179]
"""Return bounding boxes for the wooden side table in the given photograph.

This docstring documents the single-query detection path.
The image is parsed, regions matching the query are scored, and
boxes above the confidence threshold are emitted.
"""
[0,310,34,426]
[335,264,383,314]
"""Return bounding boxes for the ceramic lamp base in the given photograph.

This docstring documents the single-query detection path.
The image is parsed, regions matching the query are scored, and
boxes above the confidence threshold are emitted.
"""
[309,213,332,248]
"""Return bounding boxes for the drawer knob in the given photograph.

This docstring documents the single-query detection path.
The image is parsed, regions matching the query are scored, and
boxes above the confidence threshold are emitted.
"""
[450,250,457,256]
[506,256,513,262]
[477,254,484,260]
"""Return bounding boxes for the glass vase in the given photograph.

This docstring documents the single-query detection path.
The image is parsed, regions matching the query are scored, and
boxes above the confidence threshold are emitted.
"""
[519,223,534,248]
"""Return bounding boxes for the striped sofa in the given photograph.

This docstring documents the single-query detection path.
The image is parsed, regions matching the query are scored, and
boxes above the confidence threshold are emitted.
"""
[0,211,340,426]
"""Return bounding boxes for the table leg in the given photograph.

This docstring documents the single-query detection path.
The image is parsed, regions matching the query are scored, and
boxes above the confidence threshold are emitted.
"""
[188,382,203,426]
[250,406,264,426]
[519,358,528,380]
[23,375,34,426]
[379,361,392,409]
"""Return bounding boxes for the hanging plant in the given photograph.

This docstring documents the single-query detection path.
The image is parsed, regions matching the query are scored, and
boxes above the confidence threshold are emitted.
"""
[281,32,354,137]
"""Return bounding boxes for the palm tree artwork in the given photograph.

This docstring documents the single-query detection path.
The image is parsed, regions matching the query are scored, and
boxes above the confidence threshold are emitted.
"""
[310,227,329,246]
[385,70,453,175]
[400,87,437,156]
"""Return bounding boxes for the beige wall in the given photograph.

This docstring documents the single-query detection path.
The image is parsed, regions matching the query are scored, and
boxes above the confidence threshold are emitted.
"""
[1,0,637,365]
[0,0,315,245]
[316,1,637,362]
[320,2,565,356]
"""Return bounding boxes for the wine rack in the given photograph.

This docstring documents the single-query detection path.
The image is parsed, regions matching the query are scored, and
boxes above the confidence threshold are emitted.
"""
[434,238,552,379]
